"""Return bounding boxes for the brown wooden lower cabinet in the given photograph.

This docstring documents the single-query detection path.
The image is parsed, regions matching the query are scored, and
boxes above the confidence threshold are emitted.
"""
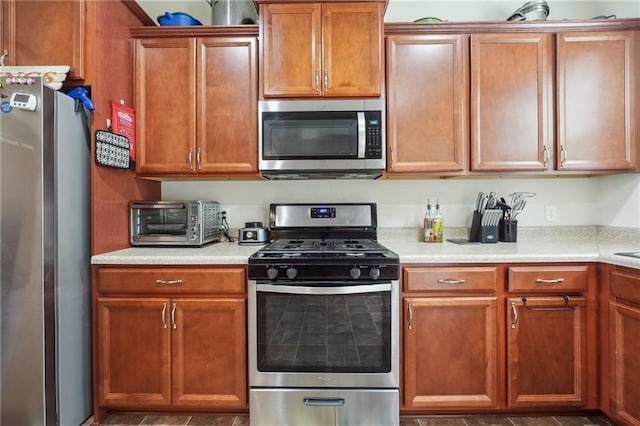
[507,296,587,407]
[609,266,640,425]
[93,265,247,422]
[97,297,246,408]
[403,297,499,409]
[402,263,600,414]
[609,302,640,425]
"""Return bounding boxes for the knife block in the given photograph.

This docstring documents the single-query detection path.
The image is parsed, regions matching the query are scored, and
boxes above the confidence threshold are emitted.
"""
[469,211,499,243]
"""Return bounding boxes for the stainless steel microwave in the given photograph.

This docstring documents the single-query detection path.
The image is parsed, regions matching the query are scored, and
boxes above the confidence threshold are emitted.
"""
[129,200,221,246]
[258,99,386,179]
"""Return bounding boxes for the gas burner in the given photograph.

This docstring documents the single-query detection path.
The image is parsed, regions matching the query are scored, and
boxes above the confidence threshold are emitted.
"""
[248,203,400,282]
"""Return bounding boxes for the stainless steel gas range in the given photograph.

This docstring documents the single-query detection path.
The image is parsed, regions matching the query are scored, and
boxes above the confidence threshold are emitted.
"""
[248,203,400,426]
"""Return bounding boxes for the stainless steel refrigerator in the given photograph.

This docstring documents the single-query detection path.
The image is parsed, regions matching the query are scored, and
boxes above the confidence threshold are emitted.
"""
[0,78,92,425]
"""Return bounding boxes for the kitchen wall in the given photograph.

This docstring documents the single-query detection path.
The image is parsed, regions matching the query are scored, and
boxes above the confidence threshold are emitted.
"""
[147,0,640,232]
[139,0,640,25]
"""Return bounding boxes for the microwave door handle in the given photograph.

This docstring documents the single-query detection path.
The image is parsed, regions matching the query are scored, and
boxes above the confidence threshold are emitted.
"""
[357,112,366,159]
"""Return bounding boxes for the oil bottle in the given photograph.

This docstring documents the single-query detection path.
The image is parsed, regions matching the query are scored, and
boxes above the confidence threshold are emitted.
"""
[432,201,443,243]
[423,201,433,242]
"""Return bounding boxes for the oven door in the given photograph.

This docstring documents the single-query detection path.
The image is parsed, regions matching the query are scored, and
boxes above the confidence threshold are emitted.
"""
[248,280,399,389]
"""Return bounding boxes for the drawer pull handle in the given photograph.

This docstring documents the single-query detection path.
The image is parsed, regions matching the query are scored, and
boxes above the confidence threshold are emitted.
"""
[438,279,466,285]
[156,279,183,285]
[161,302,168,329]
[304,398,345,407]
[535,278,564,284]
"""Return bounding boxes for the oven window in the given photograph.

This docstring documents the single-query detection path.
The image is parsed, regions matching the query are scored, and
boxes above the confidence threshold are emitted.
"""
[133,207,187,236]
[256,290,391,373]
[262,112,358,159]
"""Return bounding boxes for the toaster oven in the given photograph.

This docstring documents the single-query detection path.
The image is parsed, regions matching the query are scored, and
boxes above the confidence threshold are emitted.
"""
[130,200,221,246]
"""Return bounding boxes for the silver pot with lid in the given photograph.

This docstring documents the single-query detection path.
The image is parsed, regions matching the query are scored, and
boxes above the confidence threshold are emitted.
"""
[206,0,259,25]
[507,0,550,21]
[238,222,269,245]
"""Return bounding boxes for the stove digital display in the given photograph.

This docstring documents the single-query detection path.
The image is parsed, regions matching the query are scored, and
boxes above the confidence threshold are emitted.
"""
[310,207,336,219]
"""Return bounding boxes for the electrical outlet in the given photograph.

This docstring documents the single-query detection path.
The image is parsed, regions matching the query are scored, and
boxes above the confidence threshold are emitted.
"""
[545,205,558,222]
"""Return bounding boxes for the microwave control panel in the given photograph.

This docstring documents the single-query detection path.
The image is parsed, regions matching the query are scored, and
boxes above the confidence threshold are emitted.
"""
[364,111,382,159]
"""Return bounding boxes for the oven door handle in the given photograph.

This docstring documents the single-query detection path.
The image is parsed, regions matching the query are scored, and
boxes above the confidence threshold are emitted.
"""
[256,283,392,295]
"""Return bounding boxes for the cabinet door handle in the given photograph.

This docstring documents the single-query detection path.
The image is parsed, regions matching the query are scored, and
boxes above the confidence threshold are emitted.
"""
[560,145,567,166]
[171,302,177,330]
[437,279,466,285]
[543,144,549,168]
[156,279,183,285]
[161,302,168,329]
[407,302,413,330]
[188,148,194,171]
[535,278,564,284]
[315,70,320,94]
[511,301,518,329]
[323,70,328,93]
[196,147,202,171]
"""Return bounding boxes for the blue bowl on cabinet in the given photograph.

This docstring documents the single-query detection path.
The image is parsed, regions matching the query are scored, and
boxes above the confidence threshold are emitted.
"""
[157,12,202,26]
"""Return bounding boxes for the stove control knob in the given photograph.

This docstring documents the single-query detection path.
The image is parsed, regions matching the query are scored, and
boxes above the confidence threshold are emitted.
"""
[369,267,381,280]
[267,267,278,280]
[350,267,362,279]
[286,267,298,279]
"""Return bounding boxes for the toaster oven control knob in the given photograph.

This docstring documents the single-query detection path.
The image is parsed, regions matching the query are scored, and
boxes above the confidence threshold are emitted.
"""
[286,267,298,279]
[191,226,197,232]
[267,267,278,280]
[350,267,362,279]
[369,267,381,280]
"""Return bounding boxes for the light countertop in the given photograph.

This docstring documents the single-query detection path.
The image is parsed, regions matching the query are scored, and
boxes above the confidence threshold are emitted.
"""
[91,230,640,269]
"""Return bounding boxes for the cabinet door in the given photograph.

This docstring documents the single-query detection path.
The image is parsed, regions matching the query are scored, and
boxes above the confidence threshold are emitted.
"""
[135,38,196,173]
[97,298,171,407]
[557,31,636,171]
[2,0,86,81]
[198,37,258,173]
[507,296,586,407]
[322,2,382,97]
[386,34,467,173]
[471,33,553,172]
[260,3,321,97]
[609,301,640,425]
[172,298,247,408]
[404,297,499,409]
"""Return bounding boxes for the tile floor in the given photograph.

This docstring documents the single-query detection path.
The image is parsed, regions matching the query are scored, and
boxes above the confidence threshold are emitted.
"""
[90,413,615,426]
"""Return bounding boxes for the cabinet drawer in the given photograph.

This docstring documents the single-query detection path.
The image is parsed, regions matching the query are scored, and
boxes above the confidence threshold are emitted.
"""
[610,268,640,306]
[508,265,588,293]
[404,266,497,292]
[97,267,246,294]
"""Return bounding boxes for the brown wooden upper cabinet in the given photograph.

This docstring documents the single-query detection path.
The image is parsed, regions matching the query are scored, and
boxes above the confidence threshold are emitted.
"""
[556,31,636,171]
[1,0,86,82]
[470,33,554,172]
[470,30,637,173]
[259,1,383,98]
[386,34,468,174]
[134,35,258,176]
